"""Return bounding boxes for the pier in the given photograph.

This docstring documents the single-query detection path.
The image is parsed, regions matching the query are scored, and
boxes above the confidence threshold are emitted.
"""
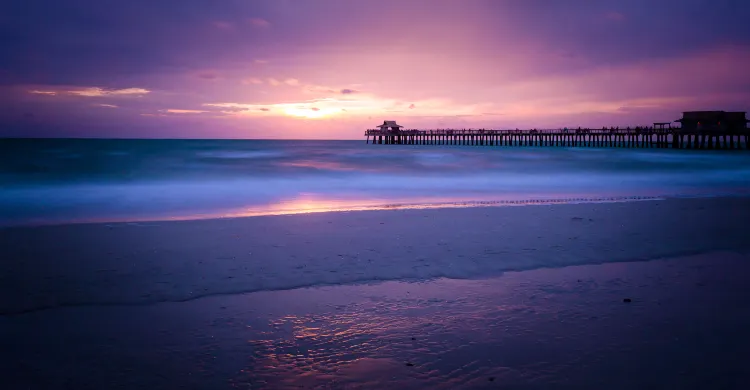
[365,128,750,150]
[365,112,750,150]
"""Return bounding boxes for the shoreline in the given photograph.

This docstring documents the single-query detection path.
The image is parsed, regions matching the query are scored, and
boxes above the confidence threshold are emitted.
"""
[3,196,750,315]
[4,192,748,229]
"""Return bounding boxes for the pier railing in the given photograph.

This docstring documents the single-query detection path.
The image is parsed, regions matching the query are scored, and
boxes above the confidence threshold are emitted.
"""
[364,128,750,150]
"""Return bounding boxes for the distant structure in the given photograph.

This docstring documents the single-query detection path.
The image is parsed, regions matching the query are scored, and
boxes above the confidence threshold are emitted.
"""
[364,116,749,150]
[376,120,404,132]
[675,111,749,133]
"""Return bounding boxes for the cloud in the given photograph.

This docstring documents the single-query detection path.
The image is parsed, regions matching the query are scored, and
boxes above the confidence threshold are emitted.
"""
[242,77,264,85]
[67,87,150,97]
[161,109,209,114]
[248,18,271,28]
[7,0,749,138]
[197,71,220,80]
[263,78,301,87]
[3,0,749,100]
[28,86,150,97]
[216,106,249,113]
[203,95,485,119]
[305,85,336,94]
[483,45,750,118]
[93,103,118,108]
[302,84,364,95]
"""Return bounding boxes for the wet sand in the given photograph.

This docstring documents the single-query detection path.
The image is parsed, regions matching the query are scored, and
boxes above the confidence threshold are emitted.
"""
[2,197,750,315]
[2,252,750,389]
[2,197,750,388]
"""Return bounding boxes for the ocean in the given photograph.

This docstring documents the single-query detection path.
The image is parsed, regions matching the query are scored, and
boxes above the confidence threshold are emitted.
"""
[2,138,750,226]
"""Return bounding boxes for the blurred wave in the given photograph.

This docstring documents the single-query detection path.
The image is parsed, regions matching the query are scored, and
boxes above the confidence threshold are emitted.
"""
[1,139,749,226]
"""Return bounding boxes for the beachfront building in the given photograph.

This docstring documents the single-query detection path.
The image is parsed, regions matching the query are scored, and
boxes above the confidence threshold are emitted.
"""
[376,120,404,133]
[675,111,749,132]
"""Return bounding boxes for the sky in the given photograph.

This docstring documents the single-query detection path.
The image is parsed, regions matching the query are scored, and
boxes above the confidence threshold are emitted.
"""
[1,0,749,139]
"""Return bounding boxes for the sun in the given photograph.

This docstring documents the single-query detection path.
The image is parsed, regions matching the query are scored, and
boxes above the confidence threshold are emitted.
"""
[283,107,340,119]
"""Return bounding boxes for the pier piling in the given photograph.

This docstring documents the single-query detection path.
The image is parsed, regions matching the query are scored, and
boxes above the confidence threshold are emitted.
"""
[365,128,749,150]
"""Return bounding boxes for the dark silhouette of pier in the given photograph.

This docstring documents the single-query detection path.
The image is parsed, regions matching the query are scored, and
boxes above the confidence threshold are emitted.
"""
[365,128,750,149]
[365,113,750,150]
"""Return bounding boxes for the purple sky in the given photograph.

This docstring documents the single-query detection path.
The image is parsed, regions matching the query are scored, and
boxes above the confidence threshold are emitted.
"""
[2,0,749,139]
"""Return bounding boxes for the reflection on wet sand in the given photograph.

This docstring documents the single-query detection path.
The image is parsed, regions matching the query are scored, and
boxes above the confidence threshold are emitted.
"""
[2,252,749,389]
[197,194,669,222]
[226,252,750,389]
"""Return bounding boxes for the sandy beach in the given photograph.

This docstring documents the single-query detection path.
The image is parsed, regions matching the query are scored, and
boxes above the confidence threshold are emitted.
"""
[2,197,750,389]
[2,196,750,315]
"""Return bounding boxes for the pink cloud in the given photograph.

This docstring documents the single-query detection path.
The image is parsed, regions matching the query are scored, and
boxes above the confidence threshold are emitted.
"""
[29,90,57,96]
[191,43,750,133]
[248,18,271,28]
[69,87,150,97]
[305,85,336,94]
[161,109,209,114]
[27,86,150,97]
[242,77,264,85]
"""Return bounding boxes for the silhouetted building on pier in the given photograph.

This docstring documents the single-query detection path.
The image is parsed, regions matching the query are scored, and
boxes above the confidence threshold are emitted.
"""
[675,111,748,132]
[376,120,404,132]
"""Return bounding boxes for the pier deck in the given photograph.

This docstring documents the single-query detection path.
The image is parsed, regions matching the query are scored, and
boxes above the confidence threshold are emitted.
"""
[364,128,750,150]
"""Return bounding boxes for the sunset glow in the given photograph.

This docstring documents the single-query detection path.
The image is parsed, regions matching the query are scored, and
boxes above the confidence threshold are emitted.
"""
[283,107,338,119]
[1,0,749,139]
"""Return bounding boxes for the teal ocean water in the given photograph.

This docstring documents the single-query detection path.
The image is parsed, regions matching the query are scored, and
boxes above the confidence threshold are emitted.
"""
[1,139,749,226]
